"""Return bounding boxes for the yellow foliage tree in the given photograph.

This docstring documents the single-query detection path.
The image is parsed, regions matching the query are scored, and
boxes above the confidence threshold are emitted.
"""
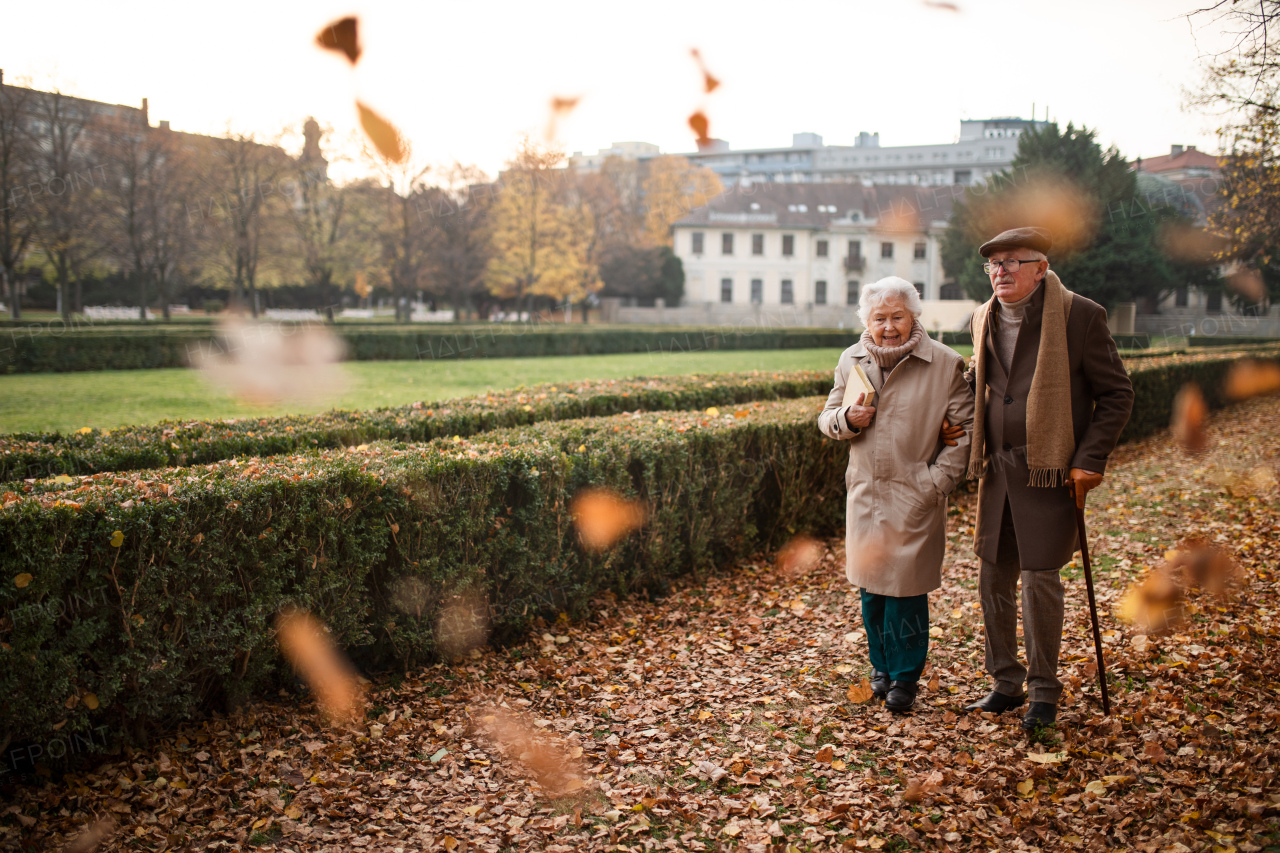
[642,155,723,247]
[485,138,601,313]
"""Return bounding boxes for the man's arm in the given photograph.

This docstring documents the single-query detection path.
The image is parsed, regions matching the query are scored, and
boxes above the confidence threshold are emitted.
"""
[1070,309,1135,495]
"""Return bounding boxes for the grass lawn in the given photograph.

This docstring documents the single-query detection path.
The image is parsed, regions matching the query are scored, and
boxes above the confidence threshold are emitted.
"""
[0,348,856,434]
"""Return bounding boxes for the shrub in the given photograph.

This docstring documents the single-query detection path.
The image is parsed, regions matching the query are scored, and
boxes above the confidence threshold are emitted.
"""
[1185,335,1280,348]
[202,300,225,314]
[1,371,832,483]
[0,398,845,747]
[0,325,855,374]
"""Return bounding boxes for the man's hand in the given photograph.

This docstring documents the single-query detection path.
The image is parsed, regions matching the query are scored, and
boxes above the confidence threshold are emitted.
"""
[845,393,876,429]
[940,417,965,447]
[1068,467,1103,509]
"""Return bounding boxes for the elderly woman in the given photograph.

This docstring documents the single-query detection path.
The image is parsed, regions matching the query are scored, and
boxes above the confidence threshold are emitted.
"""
[818,277,974,713]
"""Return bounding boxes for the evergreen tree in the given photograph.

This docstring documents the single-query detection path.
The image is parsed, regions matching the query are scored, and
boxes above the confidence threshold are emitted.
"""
[941,123,1195,310]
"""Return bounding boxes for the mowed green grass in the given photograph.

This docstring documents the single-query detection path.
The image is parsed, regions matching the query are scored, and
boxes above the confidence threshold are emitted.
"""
[1,348,857,435]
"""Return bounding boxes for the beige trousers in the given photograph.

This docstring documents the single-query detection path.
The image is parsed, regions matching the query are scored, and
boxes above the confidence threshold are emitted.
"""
[978,502,1065,704]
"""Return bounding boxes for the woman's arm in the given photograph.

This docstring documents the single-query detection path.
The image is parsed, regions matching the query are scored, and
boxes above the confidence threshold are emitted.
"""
[818,354,864,441]
[929,357,977,495]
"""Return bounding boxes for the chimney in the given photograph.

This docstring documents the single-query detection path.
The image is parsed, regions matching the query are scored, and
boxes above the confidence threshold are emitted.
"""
[141,97,149,127]
[159,120,170,131]
[1171,144,1184,157]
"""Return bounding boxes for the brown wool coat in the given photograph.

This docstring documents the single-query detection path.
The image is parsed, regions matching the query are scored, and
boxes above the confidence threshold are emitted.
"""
[970,284,1134,569]
[818,336,975,598]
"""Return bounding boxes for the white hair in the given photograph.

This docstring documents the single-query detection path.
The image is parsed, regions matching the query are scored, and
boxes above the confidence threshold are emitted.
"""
[858,276,923,328]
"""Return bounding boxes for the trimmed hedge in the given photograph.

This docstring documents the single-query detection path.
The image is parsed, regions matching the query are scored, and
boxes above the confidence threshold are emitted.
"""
[0,371,832,483]
[1186,335,1280,348]
[0,398,845,747]
[0,324,855,374]
[1112,334,1150,350]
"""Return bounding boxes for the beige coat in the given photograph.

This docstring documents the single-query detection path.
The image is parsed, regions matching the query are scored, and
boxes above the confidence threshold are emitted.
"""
[818,336,975,597]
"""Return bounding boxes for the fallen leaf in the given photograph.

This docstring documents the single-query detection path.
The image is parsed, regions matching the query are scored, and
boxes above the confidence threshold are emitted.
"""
[846,679,874,703]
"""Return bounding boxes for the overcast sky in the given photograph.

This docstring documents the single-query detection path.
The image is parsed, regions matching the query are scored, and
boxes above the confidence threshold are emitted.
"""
[1,0,1240,180]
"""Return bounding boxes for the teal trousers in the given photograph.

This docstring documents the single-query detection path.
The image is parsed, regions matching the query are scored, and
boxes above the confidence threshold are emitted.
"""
[860,589,930,682]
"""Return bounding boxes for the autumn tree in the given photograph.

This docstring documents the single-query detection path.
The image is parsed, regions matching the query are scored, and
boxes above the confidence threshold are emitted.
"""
[359,140,433,323]
[485,137,600,318]
[641,155,723,247]
[1190,1,1280,309]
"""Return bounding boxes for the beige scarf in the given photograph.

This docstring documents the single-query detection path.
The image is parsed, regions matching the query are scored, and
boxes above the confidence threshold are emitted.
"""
[967,271,1075,487]
[861,320,925,369]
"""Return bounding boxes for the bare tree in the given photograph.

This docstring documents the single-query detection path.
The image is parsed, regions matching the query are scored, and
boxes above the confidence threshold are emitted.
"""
[0,72,37,320]
[419,163,493,321]
[361,142,432,323]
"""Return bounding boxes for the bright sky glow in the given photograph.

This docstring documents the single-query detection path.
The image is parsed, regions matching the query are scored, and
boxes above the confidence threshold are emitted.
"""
[1,0,1238,181]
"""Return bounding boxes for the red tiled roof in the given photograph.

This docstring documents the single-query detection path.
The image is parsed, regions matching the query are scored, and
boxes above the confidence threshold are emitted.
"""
[1137,147,1223,174]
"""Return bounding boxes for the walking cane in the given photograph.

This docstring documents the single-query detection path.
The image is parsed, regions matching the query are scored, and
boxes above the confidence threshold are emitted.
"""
[1072,487,1111,716]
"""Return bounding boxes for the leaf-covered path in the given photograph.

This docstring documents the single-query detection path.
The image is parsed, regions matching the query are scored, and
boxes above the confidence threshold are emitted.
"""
[10,398,1280,853]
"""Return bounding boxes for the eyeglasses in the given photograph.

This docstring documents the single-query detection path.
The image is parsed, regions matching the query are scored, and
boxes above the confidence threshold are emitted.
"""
[982,258,1042,275]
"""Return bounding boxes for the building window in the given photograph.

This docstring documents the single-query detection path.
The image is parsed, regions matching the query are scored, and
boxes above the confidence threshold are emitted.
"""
[691,232,704,255]
[815,280,827,305]
[913,242,927,260]
[847,240,862,259]
[954,169,971,184]
[816,239,828,258]
[847,280,860,305]
[720,278,733,303]
[722,233,734,255]
[940,282,964,300]
[913,282,925,299]
[782,235,795,256]
[881,242,894,260]
[781,279,794,304]
[1206,290,1223,312]
[752,233,764,256]
[1175,286,1189,307]
[750,279,763,304]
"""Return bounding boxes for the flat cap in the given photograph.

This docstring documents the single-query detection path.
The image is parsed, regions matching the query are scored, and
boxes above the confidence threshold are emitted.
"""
[979,226,1052,258]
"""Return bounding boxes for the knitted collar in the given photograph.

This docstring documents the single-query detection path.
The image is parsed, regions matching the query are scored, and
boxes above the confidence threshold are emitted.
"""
[860,321,926,369]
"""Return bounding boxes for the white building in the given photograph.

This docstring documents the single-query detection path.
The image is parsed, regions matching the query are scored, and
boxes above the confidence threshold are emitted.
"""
[662,183,977,331]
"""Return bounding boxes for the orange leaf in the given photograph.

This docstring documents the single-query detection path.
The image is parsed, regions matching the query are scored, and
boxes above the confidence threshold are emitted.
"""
[571,488,646,551]
[1171,383,1207,453]
[846,679,874,704]
[357,101,407,164]
[316,17,361,65]
[690,48,720,93]
[688,111,710,146]
[1225,359,1280,401]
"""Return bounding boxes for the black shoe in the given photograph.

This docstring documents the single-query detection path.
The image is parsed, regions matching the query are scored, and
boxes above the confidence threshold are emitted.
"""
[870,670,890,700]
[964,690,1027,713]
[1021,702,1057,731]
[885,680,918,713]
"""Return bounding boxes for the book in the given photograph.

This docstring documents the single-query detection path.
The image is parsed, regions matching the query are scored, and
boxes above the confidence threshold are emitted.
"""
[842,362,876,408]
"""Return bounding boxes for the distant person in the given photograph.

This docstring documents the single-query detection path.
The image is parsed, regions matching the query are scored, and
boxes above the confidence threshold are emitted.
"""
[819,277,974,713]
[962,227,1133,731]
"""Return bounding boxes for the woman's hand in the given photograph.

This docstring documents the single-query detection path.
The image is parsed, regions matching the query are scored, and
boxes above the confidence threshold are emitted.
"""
[845,393,876,429]
[939,417,965,446]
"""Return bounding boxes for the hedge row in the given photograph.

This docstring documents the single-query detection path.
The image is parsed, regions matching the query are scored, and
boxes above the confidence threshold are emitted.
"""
[1186,335,1280,348]
[0,324,855,373]
[0,397,845,747]
[0,371,832,483]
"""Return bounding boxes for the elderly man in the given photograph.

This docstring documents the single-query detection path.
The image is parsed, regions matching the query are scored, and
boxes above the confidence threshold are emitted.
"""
[963,227,1133,731]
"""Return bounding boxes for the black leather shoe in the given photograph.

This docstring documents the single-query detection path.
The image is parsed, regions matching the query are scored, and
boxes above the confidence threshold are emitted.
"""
[1021,702,1058,731]
[964,690,1027,713]
[870,670,890,700]
[885,680,918,713]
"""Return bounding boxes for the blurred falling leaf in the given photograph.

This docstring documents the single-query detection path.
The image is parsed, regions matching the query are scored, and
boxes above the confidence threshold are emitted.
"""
[689,48,720,93]
[14,573,32,588]
[389,576,432,620]
[1168,538,1242,597]
[1227,266,1266,304]
[923,0,961,9]
[572,488,646,551]
[276,609,364,725]
[435,589,490,658]
[192,317,347,407]
[1118,570,1184,633]
[1171,383,1208,453]
[776,536,823,576]
[316,16,361,65]
[478,707,585,796]
[545,95,581,142]
[357,100,408,164]
[846,679,874,704]
[688,111,711,147]
[64,819,115,853]
[1225,359,1280,401]
[1157,221,1229,264]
